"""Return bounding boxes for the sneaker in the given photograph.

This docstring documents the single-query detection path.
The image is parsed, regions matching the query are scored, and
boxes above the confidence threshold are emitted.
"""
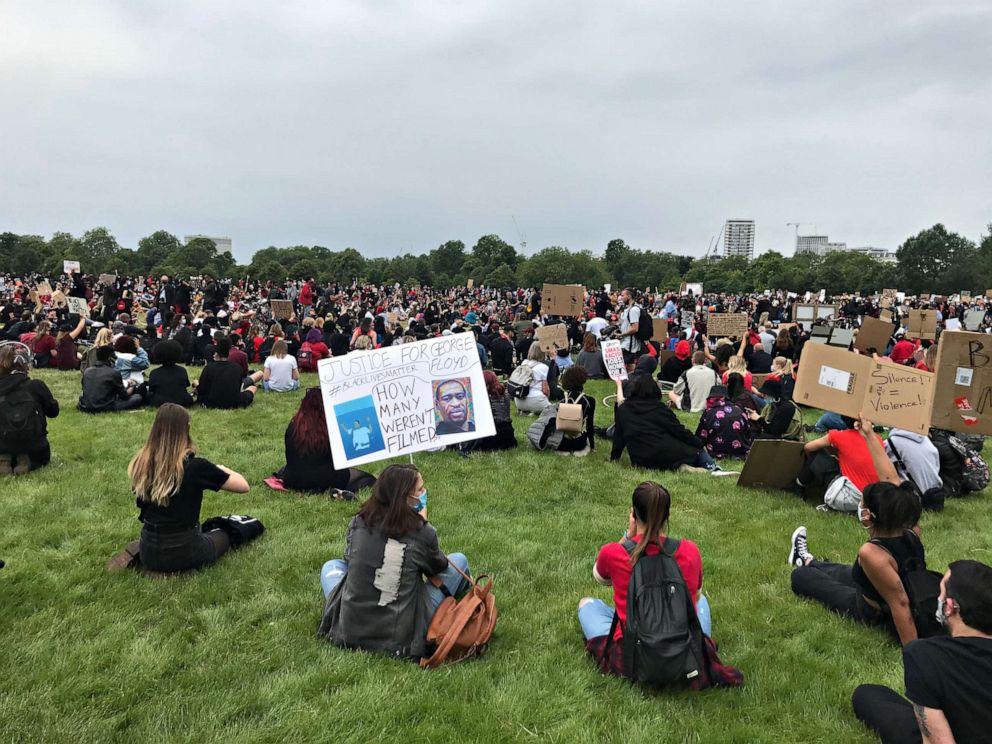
[788,526,812,567]
[572,446,591,458]
[709,467,738,477]
[678,464,710,475]
[329,488,357,502]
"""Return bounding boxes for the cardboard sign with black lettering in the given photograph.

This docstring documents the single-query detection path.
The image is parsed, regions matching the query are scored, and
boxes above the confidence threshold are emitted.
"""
[270,299,294,320]
[931,330,992,435]
[707,313,748,338]
[907,309,937,340]
[535,323,568,353]
[542,284,585,317]
[67,296,89,318]
[737,440,806,490]
[601,339,628,381]
[855,316,894,354]
[99,273,117,286]
[794,343,935,434]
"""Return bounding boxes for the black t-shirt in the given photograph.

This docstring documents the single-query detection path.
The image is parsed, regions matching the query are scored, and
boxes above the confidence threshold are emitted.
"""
[904,636,992,744]
[281,421,349,492]
[197,360,245,409]
[148,364,193,407]
[137,456,229,529]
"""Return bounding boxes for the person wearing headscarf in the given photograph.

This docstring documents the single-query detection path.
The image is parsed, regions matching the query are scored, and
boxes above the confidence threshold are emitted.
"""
[659,339,693,383]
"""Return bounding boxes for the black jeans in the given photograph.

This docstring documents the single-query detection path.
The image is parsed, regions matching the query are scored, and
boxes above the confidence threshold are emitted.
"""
[791,560,884,625]
[852,684,922,744]
[139,525,230,572]
[798,450,841,495]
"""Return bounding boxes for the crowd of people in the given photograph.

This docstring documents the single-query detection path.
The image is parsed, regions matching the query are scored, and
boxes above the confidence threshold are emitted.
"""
[2,269,991,741]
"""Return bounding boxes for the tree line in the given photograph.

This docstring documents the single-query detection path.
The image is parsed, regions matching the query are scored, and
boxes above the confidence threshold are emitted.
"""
[1,222,989,296]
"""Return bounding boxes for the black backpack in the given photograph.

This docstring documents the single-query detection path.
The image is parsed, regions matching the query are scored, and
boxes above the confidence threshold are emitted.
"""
[880,531,946,639]
[0,378,45,450]
[634,306,654,343]
[608,537,704,685]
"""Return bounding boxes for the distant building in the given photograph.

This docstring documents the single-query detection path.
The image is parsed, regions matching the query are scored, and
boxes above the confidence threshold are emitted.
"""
[795,233,896,263]
[825,241,847,253]
[184,235,233,254]
[847,245,898,264]
[795,235,829,256]
[723,219,755,259]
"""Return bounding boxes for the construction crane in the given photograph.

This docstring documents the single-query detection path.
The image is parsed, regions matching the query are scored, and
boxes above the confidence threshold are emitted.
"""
[511,216,527,252]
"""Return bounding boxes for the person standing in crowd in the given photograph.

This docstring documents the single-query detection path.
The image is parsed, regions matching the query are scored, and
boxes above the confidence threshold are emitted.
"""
[852,559,992,744]
[0,344,59,474]
[618,288,643,366]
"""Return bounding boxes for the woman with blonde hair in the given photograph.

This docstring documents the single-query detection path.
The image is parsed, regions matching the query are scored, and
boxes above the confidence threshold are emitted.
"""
[129,403,251,572]
[263,339,300,392]
[767,355,796,399]
[83,327,114,370]
[514,342,552,414]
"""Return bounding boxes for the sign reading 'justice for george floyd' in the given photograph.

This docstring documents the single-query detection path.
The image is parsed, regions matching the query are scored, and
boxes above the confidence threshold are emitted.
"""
[318,334,494,467]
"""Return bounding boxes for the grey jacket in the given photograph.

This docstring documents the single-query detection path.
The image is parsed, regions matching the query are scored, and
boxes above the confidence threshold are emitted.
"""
[317,516,448,659]
[886,429,943,492]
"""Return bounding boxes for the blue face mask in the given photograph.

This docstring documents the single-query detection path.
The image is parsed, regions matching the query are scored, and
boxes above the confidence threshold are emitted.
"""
[412,488,428,513]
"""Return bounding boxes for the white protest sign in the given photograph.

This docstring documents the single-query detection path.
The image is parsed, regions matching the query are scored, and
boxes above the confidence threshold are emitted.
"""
[63,260,80,273]
[67,296,89,318]
[601,339,627,381]
[318,334,494,467]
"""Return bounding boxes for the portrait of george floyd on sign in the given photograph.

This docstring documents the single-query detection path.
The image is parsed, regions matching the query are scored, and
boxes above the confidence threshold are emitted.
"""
[317,334,495,467]
[542,283,585,317]
[793,343,935,434]
[931,330,992,436]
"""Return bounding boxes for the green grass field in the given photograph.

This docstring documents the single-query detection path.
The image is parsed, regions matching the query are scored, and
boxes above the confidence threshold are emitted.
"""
[2,369,989,743]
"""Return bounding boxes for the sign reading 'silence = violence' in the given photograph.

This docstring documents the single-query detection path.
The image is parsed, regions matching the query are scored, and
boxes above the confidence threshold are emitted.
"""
[317,334,494,467]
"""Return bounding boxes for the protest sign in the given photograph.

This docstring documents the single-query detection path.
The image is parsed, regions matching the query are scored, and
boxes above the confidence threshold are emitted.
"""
[945,318,962,331]
[50,290,68,309]
[99,273,117,286]
[907,309,937,340]
[466,278,474,289]
[63,260,80,273]
[931,330,992,435]
[681,311,696,330]
[67,296,89,318]
[827,327,854,349]
[751,373,773,391]
[961,292,972,302]
[317,334,494,467]
[685,283,703,296]
[879,308,893,322]
[986,290,992,300]
[535,323,568,354]
[809,326,831,344]
[601,339,627,381]
[793,343,935,434]
[657,349,675,368]
[964,309,985,332]
[855,316,893,354]
[270,299,294,320]
[707,313,748,338]
[737,440,806,489]
[386,311,399,325]
[759,311,769,327]
[29,290,41,312]
[542,284,585,317]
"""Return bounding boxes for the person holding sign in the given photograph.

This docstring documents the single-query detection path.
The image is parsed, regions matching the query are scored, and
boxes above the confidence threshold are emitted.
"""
[317,464,471,662]
[54,316,87,370]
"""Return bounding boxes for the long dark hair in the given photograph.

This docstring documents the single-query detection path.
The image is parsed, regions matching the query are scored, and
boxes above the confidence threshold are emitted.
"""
[629,481,672,565]
[357,464,424,539]
[726,372,746,401]
[290,388,331,457]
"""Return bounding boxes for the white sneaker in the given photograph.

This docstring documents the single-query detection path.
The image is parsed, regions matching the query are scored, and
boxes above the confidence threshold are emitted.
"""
[788,526,812,567]
[709,467,738,477]
[572,446,591,458]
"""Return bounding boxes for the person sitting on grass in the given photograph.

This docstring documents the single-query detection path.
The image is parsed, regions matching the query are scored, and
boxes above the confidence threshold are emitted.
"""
[575,332,607,379]
[852,559,992,744]
[78,345,143,412]
[611,374,735,476]
[695,384,751,459]
[0,344,59,475]
[262,339,300,392]
[748,379,803,441]
[766,355,796,399]
[788,415,929,647]
[113,334,151,386]
[147,339,194,408]
[54,316,87,370]
[26,321,57,369]
[462,371,517,452]
[81,327,113,370]
[553,365,595,458]
[317,463,470,662]
[127,403,252,573]
[514,342,551,415]
[277,387,376,499]
[797,413,882,501]
[578,481,742,688]
[194,336,262,409]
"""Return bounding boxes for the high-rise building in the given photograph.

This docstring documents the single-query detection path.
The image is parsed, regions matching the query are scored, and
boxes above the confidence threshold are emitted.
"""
[795,235,829,256]
[184,235,233,254]
[723,219,755,259]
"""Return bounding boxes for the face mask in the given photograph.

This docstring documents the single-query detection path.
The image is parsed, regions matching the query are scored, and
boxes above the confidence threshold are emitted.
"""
[411,488,428,513]
[935,597,948,627]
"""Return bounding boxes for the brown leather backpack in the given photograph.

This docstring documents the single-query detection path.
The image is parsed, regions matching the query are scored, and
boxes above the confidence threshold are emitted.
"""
[419,561,497,669]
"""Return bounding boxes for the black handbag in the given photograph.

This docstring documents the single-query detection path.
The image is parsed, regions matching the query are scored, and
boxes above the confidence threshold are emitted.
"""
[201,515,265,547]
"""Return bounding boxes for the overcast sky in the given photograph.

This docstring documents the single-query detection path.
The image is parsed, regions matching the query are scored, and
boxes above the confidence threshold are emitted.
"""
[2,1,991,262]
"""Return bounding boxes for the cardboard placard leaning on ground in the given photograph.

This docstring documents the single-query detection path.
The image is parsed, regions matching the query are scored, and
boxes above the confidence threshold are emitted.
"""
[907,309,937,340]
[931,330,992,435]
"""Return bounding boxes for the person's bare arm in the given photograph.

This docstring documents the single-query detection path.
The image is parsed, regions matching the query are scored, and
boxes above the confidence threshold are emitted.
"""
[857,413,901,485]
[803,435,832,454]
[69,315,86,340]
[736,334,747,358]
[701,335,715,363]
[912,704,956,744]
[616,379,626,405]
[859,543,917,645]
[216,465,250,493]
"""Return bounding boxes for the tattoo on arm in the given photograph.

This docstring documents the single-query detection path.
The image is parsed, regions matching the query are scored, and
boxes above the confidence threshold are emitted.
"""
[913,703,931,740]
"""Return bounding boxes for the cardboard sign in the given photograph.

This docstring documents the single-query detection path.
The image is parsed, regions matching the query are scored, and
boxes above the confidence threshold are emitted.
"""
[542,283,585,317]
[67,296,89,318]
[964,309,985,332]
[98,273,117,286]
[317,333,494,467]
[63,260,80,273]
[827,328,855,349]
[657,349,676,368]
[931,330,992,435]
[535,323,568,353]
[879,308,893,322]
[386,311,399,325]
[855,316,893,354]
[29,290,41,312]
[602,339,627,381]
[685,283,703,296]
[466,278,474,289]
[50,290,68,308]
[751,372,773,391]
[794,343,935,434]
[962,292,972,302]
[681,311,696,330]
[270,299,294,320]
[986,290,992,300]
[907,309,937,340]
[707,313,748,338]
[737,440,806,490]
[946,318,962,331]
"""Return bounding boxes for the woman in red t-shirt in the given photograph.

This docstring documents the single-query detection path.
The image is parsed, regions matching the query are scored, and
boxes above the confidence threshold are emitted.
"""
[578,481,711,669]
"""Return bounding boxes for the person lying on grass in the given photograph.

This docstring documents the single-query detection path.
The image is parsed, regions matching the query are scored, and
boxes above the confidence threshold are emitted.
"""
[578,481,743,688]
[789,414,930,646]
[128,403,251,573]
[0,343,59,475]
[317,463,470,662]
[277,387,376,499]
